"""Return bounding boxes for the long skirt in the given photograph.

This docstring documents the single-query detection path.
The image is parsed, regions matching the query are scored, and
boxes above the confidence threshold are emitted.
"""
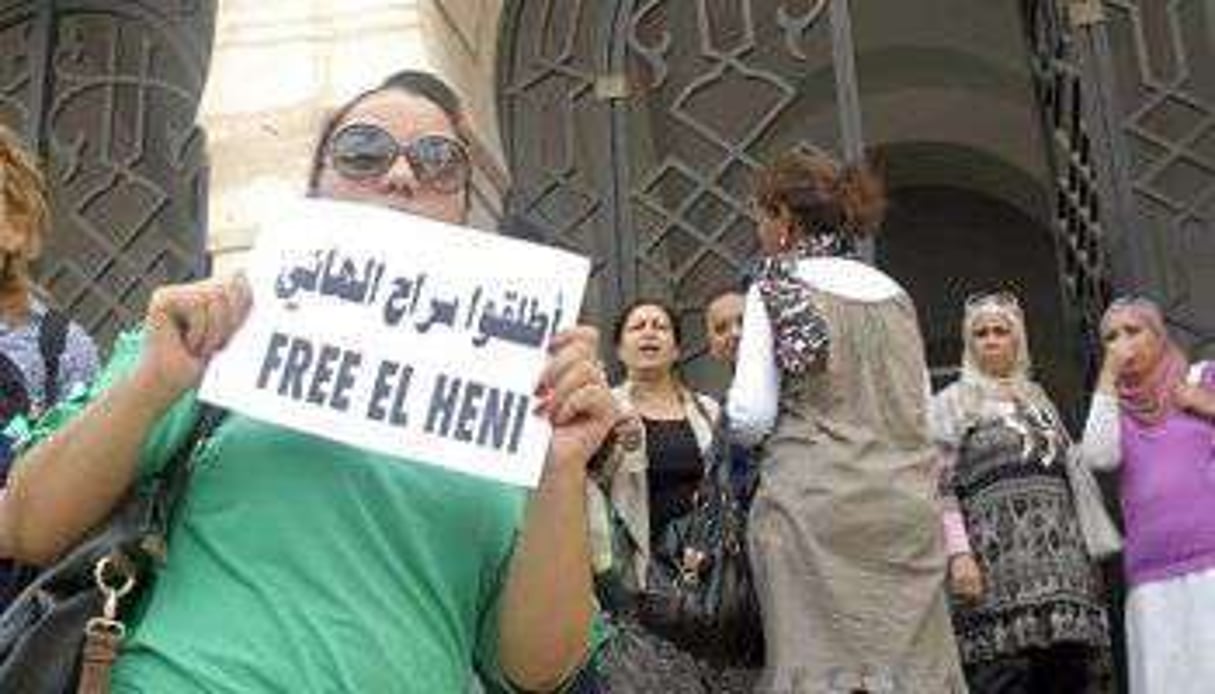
[1126,566,1215,694]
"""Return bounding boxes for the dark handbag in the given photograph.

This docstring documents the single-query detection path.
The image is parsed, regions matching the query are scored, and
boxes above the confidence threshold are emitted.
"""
[0,404,226,694]
[638,411,764,667]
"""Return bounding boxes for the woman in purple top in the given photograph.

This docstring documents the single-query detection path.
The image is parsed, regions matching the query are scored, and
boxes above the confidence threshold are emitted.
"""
[1081,297,1215,694]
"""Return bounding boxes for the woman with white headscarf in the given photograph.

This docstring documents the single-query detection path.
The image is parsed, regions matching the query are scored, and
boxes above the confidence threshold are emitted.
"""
[1080,297,1215,694]
[931,292,1112,693]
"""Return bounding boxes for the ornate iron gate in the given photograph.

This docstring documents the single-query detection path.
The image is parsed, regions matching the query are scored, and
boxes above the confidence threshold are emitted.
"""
[500,0,1214,380]
[499,0,855,383]
[1025,0,1215,359]
[1098,0,1215,355]
[1023,0,1118,372]
[0,0,214,349]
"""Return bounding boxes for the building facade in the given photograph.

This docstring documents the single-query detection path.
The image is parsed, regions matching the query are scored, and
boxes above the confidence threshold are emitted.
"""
[3,0,1212,413]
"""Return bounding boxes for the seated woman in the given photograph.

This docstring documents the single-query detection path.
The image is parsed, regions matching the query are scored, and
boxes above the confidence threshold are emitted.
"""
[931,291,1110,693]
[0,71,615,693]
[1081,297,1215,694]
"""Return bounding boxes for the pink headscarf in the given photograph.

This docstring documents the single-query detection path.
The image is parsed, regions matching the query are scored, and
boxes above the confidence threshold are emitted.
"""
[1100,298,1188,426]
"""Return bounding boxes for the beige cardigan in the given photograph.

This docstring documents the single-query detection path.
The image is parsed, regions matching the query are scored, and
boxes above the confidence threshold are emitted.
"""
[587,383,720,590]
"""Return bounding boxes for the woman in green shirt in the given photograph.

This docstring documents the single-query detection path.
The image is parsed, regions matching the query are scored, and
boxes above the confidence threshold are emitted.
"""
[0,71,616,693]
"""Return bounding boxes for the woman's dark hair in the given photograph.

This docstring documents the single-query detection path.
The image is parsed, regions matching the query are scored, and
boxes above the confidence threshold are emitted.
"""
[613,299,682,348]
[753,148,886,239]
[306,70,469,194]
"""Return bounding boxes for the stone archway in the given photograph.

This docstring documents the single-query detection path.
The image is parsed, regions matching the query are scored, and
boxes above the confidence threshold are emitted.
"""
[875,140,1085,412]
[881,184,1078,412]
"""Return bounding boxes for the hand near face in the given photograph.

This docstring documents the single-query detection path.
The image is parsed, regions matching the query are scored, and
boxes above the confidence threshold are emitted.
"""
[1097,341,1132,394]
[535,327,621,474]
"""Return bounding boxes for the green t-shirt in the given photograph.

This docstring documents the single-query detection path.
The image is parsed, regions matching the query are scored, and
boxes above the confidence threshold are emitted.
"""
[22,332,538,692]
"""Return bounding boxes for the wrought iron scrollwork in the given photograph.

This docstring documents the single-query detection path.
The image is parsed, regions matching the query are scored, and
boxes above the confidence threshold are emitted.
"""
[1023,0,1215,355]
[502,0,846,378]
[0,1,215,350]
[628,0,673,90]
[1022,0,1114,358]
[776,0,828,61]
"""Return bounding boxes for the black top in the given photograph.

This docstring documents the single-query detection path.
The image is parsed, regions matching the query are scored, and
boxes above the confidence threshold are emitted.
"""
[643,416,705,544]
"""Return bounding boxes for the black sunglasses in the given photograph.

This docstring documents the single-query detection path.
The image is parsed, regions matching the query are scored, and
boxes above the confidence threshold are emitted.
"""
[327,123,470,194]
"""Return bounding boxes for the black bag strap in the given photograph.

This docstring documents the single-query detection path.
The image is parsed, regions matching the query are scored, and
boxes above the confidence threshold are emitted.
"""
[0,402,228,619]
[37,309,70,407]
[668,397,741,556]
[0,353,30,426]
[710,411,735,491]
[133,402,227,561]
[686,392,735,495]
[685,392,726,484]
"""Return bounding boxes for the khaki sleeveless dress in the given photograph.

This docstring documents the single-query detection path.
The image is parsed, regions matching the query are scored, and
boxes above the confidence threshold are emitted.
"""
[747,288,966,694]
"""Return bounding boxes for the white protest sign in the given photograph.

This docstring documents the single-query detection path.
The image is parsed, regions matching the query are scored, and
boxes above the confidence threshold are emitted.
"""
[199,198,590,487]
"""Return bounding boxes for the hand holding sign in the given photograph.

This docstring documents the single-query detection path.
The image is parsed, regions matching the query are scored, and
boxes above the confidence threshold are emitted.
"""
[200,198,590,487]
[134,274,253,410]
[535,327,619,475]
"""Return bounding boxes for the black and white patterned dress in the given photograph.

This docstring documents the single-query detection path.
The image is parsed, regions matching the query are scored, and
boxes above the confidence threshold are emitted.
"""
[936,388,1109,665]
